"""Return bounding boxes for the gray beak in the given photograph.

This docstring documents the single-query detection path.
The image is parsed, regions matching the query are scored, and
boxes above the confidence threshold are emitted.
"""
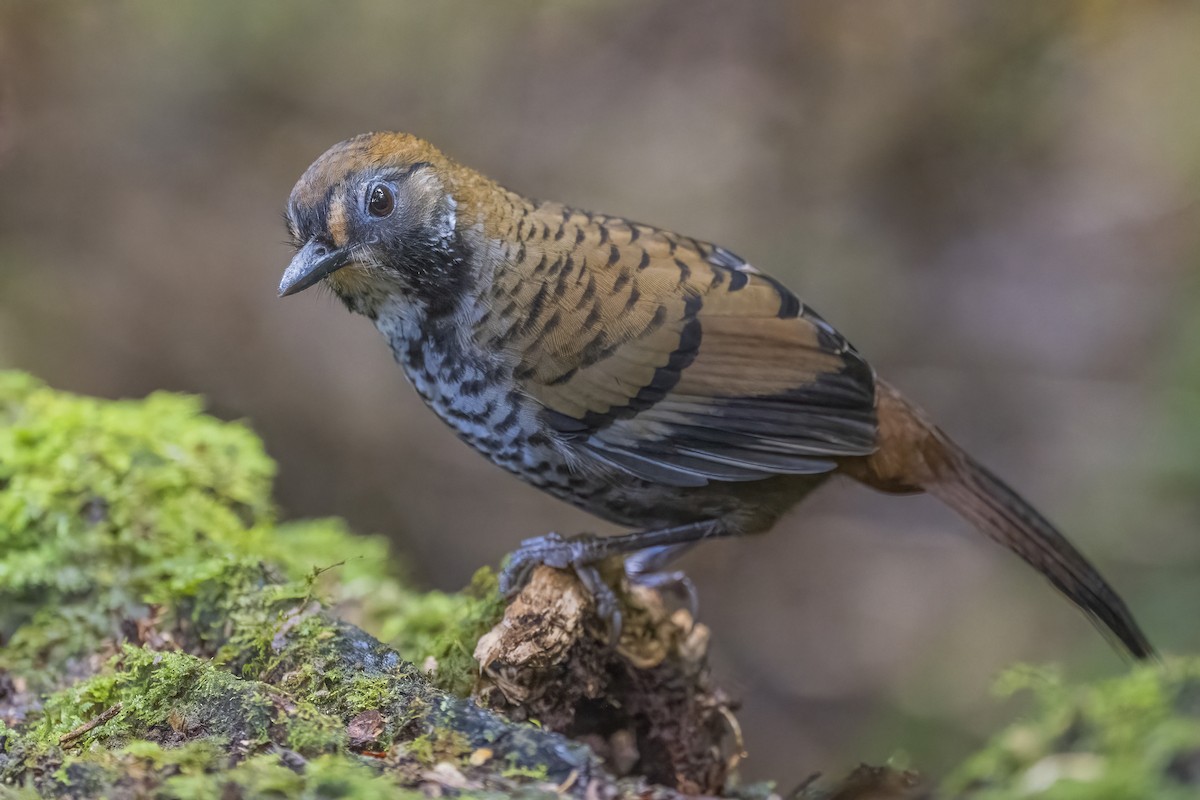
[279,239,351,297]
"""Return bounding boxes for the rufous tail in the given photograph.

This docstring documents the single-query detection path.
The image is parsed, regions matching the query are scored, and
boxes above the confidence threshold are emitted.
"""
[845,381,1156,660]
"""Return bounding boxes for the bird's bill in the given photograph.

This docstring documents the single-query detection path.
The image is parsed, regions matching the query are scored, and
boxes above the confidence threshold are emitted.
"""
[278,239,352,297]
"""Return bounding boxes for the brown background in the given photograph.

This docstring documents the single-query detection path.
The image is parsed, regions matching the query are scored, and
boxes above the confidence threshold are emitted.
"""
[2,1,1199,783]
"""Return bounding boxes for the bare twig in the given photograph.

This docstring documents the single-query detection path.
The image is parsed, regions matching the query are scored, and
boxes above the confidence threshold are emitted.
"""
[59,702,123,746]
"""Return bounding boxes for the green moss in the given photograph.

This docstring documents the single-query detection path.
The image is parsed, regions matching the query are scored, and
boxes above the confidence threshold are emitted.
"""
[162,753,417,800]
[500,763,551,782]
[35,647,277,751]
[116,739,228,774]
[8,743,418,800]
[405,727,472,767]
[0,372,589,797]
[285,703,349,754]
[0,372,501,692]
[0,374,272,677]
[945,659,1200,798]
[340,673,412,721]
[384,567,506,696]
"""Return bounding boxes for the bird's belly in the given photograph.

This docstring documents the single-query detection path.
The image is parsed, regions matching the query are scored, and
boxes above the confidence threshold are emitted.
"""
[392,335,826,533]
[550,471,829,532]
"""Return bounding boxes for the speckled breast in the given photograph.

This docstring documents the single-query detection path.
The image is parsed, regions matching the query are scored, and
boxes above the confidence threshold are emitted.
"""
[384,321,601,495]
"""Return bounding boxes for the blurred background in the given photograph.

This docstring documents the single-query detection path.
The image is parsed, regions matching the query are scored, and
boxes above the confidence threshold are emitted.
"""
[1,0,1198,783]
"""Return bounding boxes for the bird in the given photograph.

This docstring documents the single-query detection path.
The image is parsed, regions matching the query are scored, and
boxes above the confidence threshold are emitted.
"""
[278,131,1155,660]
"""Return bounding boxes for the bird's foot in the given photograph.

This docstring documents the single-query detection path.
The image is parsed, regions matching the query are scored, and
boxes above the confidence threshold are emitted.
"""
[623,543,699,620]
[499,532,625,640]
[625,569,699,621]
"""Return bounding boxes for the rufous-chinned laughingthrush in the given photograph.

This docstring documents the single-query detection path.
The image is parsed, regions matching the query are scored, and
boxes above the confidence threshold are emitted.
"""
[279,131,1154,660]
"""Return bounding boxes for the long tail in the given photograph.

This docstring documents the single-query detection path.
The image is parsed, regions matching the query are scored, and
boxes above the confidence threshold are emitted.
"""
[845,381,1156,661]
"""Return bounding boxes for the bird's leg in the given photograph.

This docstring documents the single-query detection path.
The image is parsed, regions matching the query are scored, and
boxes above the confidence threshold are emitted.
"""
[498,521,730,639]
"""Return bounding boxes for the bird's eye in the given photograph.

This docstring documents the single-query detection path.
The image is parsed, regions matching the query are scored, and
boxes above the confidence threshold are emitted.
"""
[367,184,395,218]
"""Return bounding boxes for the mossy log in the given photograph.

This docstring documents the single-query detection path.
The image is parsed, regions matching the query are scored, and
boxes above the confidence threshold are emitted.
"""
[0,372,733,798]
[1,372,1198,799]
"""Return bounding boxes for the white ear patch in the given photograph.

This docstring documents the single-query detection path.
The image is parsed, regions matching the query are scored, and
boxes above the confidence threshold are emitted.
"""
[406,169,456,246]
[434,194,458,245]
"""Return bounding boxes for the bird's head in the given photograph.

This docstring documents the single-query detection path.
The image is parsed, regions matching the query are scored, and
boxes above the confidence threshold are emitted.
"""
[279,132,467,316]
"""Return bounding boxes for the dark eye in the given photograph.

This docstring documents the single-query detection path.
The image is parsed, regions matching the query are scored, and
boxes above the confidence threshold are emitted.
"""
[367,184,395,218]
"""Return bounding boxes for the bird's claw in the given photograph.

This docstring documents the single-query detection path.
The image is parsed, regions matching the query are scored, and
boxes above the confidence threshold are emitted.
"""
[622,542,700,620]
[499,532,624,642]
[626,569,700,621]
